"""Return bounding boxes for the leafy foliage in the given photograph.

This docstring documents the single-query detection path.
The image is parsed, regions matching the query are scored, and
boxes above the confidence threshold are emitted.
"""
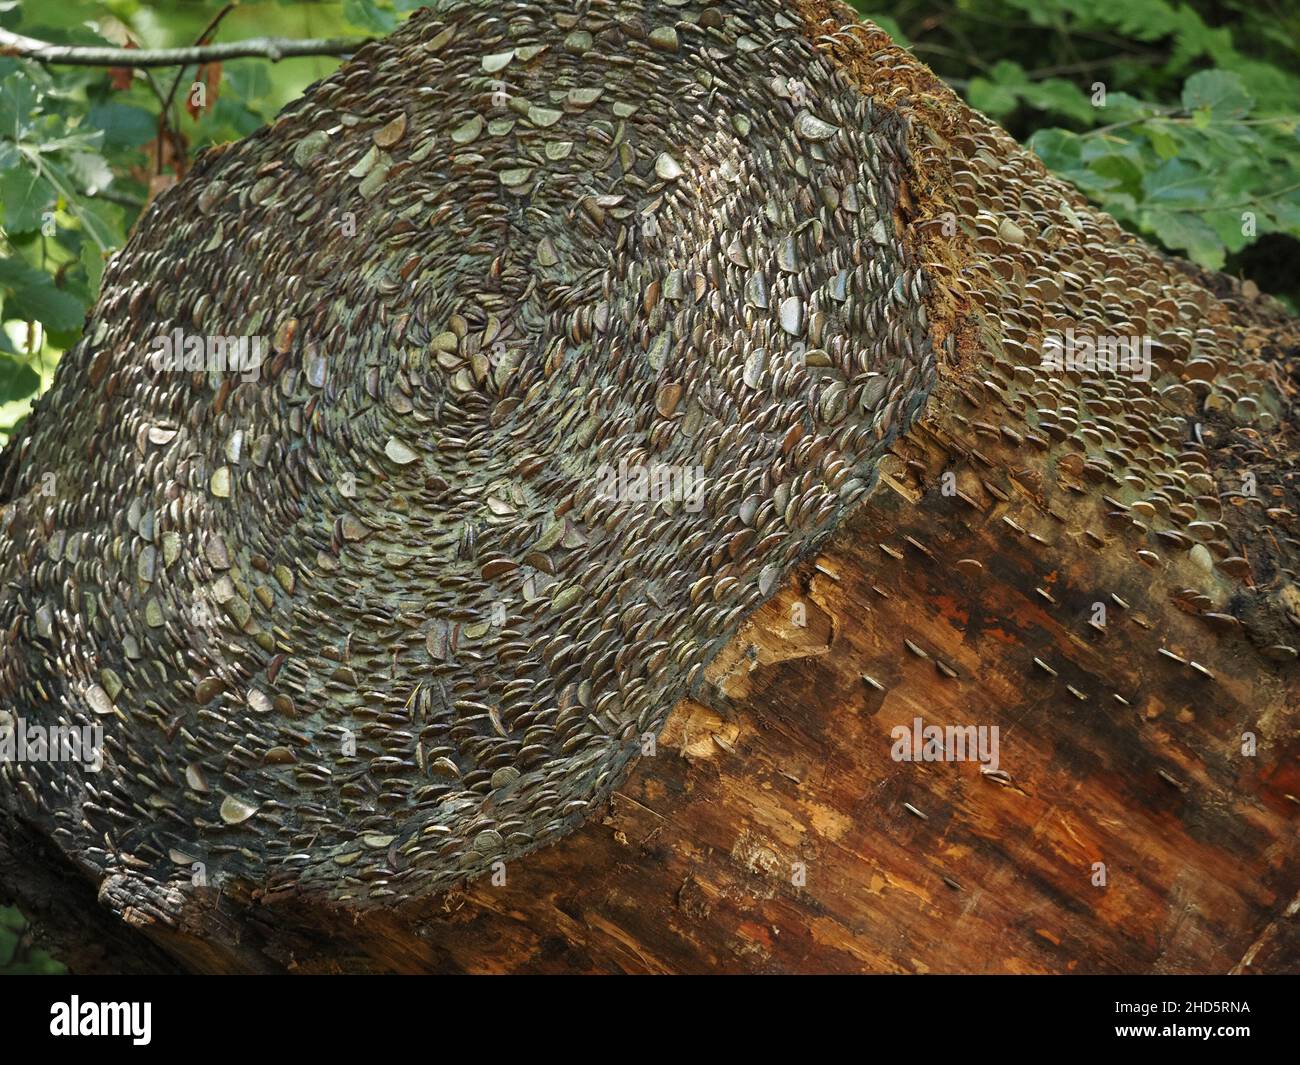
[0,1,356,436]
[858,0,1300,291]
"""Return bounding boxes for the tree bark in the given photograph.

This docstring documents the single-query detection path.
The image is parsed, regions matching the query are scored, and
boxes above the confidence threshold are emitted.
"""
[2,0,1298,974]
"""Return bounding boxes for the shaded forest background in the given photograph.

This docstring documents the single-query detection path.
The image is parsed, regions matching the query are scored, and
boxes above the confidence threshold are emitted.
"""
[0,0,1297,973]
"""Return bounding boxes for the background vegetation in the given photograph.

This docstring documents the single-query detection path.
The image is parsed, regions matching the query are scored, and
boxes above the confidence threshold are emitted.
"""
[0,0,1296,972]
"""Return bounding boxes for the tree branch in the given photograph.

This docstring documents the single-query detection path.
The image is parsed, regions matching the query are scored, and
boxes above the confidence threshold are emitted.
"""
[0,28,369,68]
[157,4,238,175]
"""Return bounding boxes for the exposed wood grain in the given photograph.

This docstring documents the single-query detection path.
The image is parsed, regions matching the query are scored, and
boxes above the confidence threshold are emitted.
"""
[287,418,1296,974]
[51,401,1295,973]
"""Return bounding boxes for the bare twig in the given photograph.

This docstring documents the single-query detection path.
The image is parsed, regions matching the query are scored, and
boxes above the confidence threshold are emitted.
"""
[0,28,368,68]
[158,4,238,175]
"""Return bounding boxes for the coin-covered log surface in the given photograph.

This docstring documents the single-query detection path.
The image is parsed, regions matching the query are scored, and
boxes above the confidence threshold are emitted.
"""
[1,0,1297,974]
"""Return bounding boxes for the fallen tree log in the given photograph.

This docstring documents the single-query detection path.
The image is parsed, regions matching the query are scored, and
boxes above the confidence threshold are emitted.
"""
[1,0,1297,974]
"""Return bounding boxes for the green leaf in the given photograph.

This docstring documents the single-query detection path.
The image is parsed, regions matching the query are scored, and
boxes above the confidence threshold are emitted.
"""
[1142,209,1225,268]
[1100,192,1138,220]
[224,63,274,106]
[1203,210,1254,253]
[989,60,1029,86]
[35,159,116,250]
[1028,128,1083,172]
[0,166,56,233]
[80,237,105,296]
[1227,57,1300,114]
[1090,91,1158,124]
[1145,124,1181,159]
[967,77,1019,118]
[66,150,114,196]
[999,0,1069,28]
[1181,70,1254,121]
[1090,153,1145,198]
[75,198,126,252]
[1019,80,1096,125]
[1266,199,1300,234]
[0,353,40,403]
[0,254,47,289]
[342,0,398,33]
[87,102,157,150]
[0,254,87,332]
[1141,158,1212,207]
[30,128,104,157]
[0,70,38,140]
[6,282,85,333]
